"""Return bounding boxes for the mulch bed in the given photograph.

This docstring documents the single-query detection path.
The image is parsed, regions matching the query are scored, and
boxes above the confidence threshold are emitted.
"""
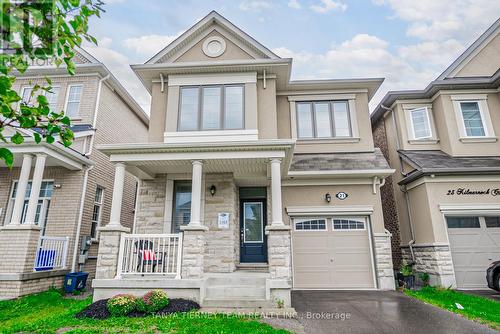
[75,298,200,320]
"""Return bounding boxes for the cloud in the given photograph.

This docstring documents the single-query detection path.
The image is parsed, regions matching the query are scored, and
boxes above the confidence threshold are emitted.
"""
[239,0,272,12]
[84,38,151,113]
[123,34,179,56]
[373,0,500,42]
[288,0,301,9]
[273,33,438,109]
[310,0,347,13]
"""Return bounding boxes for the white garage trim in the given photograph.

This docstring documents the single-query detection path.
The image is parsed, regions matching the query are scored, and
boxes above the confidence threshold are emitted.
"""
[439,204,500,215]
[286,205,374,216]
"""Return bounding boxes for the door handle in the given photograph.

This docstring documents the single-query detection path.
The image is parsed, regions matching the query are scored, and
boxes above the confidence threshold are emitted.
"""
[330,258,334,262]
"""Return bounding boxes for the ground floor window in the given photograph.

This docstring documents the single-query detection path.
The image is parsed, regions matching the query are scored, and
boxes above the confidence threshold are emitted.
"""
[172,181,192,233]
[90,186,104,239]
[6,181,53,235]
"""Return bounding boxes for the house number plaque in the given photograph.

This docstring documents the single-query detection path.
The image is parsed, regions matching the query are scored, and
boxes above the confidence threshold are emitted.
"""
[446,188,500,196]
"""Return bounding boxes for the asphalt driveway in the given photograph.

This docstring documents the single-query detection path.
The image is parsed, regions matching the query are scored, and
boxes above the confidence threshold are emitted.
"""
[291,290,498,334]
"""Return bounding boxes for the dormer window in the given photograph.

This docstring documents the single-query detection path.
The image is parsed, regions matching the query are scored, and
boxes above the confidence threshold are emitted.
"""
[296,101,351,139]
[178,85,244,131]
[459,101,485,137]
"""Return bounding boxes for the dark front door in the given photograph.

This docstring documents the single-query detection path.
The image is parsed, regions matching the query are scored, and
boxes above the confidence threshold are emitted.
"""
[240,199,267,263]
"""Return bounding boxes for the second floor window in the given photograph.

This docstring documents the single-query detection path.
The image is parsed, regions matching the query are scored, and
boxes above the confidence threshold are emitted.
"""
[459,101,485,137]
[21,86,60,111]
[410,107,432,139]
[296,101,351,138]
[178,85,244,131]
[65,85,83,118]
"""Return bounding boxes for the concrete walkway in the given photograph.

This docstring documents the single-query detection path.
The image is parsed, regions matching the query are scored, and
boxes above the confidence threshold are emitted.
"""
[292,290,498,334]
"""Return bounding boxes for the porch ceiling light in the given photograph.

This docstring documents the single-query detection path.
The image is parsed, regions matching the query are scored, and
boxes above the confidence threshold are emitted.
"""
[210,185,216,196]
[325,193,331,203]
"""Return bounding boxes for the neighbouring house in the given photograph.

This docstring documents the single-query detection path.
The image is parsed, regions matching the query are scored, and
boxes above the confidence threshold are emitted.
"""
[92,11,395,309]
[371,18,500,289]
[0,48,149,299]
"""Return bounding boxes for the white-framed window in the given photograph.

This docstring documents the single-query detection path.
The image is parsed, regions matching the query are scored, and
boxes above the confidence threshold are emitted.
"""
[409,107,432,139]
[446,216,500,229]
[178,84,244,131]
[65,84,83,118]
[296,101,351,139]
[90,186,104,239]
[332,217,365,230]
[294,218,327,231]
[21,86,60,111]
[6,180,53,235]
[459,101,486,137]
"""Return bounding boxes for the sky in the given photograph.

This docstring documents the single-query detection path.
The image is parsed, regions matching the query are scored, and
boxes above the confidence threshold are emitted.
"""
[83,0,500,113]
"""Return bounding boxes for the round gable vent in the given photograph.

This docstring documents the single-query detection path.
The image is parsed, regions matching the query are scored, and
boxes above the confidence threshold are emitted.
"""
[202,36,226,58]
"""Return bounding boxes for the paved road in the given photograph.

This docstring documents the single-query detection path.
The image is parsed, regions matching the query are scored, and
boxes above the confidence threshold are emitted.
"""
[291,290,498,334]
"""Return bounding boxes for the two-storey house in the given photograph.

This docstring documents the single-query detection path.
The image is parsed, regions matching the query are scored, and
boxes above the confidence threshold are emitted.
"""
[0,48,149,299]
[92,11,395,309]
[372,19,500,289]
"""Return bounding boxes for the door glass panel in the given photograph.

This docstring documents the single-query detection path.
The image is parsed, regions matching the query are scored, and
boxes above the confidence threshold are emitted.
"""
[446,216,480,228]
[244,202,263,243]
[485,216,500,228]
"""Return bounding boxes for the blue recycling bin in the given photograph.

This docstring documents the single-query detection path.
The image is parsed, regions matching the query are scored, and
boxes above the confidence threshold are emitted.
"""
[64,272,89,293]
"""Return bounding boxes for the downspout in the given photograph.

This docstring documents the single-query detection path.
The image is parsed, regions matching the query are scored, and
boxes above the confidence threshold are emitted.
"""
[86,73,110,157]
[71,164,93,272]
[381,104,416,263]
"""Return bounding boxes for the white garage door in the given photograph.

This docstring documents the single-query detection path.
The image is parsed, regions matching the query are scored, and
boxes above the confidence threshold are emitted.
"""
[446,216,500,289]
[292,217,375,289]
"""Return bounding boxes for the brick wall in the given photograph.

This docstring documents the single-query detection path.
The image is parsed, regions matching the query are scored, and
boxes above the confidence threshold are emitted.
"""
[372,119,402,269]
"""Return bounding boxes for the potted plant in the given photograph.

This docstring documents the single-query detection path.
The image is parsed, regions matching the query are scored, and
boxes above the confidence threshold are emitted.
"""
[419,272,430,287]
[399,263,415,289]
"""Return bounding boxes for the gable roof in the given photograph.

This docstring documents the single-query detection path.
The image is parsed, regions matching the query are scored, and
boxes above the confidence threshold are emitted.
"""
[146,10,280,64]
[437,18,500,80]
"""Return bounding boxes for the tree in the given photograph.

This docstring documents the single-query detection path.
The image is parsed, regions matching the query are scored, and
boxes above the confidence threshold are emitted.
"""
[0,0,104,167]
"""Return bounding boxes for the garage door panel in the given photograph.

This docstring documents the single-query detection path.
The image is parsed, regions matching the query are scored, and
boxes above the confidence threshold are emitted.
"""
[446,216,500,289]
[292,216,374,289]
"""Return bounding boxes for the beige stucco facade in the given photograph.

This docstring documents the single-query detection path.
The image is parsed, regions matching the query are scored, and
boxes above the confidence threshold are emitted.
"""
[372,20,500,288]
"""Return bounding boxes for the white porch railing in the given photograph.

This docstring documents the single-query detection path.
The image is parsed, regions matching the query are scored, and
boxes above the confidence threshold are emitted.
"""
[116,234,183,279]
[34,236,69,271]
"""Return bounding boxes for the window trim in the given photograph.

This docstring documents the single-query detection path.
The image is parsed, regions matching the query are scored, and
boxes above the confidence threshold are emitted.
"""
[331,217,366,231]
[177,84,245,132]
[295,100,352,139]
[293,217,327,231]
[451,94,496,140]
[90,186,105,240]
[409,107,433,140]
[458,100,487,137]
[64,84,83,119]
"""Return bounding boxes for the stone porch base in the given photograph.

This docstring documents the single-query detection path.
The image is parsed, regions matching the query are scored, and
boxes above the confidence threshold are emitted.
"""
[401,245,456,287]
[0,269,69,300]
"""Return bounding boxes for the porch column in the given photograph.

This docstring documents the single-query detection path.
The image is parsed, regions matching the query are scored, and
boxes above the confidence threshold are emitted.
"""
[10,154,33,225]
[270,158,284,226]
[180,160,207,279]
[25,154,47,224]
[109,162,126,227]
[95,162,130,281]
[189,160,203,226]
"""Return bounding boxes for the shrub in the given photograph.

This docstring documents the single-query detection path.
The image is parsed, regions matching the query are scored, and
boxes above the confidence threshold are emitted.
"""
[136,290,169,314]
[419,272,430,286]
[107,294,137,316]
[400,263,414,277]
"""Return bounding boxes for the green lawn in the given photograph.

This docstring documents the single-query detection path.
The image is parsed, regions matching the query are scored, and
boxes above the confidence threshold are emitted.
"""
[0,289,289,334]
[405,286,500,330]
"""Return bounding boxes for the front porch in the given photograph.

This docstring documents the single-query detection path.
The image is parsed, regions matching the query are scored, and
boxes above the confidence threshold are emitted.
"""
[93,140,295,308]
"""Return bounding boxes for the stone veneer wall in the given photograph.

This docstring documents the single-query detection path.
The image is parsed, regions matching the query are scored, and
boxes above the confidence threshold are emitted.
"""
[267,229,292,280]
[373,234,395,290]
[203,173,238,273]
[372,119,402,269]
[401,245,456,287]
[135,176,167,234]
[0,276,65,300]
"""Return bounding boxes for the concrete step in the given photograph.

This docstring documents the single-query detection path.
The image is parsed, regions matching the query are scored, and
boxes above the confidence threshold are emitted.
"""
[205,274,268,286]
[236,263,269,273]
[205,285,266,299]
[202,298,274,309]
